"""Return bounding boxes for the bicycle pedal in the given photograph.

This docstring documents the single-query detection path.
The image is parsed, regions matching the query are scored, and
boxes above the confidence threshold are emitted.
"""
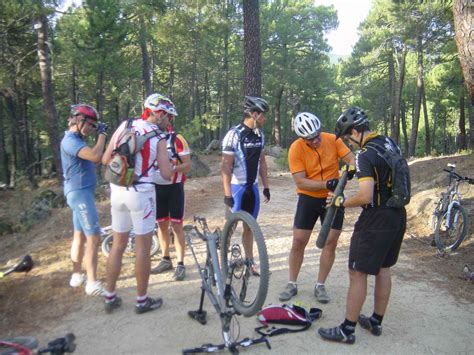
[188,310,207,325]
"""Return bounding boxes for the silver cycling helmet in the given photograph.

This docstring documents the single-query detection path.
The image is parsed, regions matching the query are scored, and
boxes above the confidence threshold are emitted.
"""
[293,112,322,139]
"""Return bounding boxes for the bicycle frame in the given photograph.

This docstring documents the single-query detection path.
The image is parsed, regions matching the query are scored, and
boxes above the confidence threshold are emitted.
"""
[185,218,236,345]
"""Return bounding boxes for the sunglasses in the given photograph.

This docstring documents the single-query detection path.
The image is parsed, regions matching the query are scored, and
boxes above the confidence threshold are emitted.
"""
[305,134,321,142]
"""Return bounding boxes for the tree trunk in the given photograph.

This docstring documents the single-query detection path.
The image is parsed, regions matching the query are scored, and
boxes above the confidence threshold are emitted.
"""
[168,62,174,99]
[422,83,431,155]
[220,16,230,139]
[243,0,261,96]
[36,14,62,182]
[453,0,474,148]
[0,101,9,184]
[408,36,424,157]
[71,64,77,103]
[273,87,283,146]
[139,15,152,96]
[388,51,396,139]
[458,90,467,150]
[400,101,409,156]
[392,46,407,145]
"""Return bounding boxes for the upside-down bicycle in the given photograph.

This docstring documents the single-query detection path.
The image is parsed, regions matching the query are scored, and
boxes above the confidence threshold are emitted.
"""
[182,211,270,353]
[432,163,473,253]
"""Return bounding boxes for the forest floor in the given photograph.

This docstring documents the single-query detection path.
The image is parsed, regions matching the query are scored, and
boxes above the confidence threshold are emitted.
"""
[0,152,473,354]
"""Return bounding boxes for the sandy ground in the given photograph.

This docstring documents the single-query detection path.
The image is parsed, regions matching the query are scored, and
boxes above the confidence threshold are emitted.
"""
[28,159,473,355]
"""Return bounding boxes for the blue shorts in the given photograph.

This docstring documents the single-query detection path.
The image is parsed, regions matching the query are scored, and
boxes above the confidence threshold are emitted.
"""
[231,184,260,219]
[66,188,101,237]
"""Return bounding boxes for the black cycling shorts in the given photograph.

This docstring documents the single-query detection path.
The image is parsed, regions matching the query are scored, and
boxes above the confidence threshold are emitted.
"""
[293,194,344,231]
[155,183,185,223]
[349,207,407,275]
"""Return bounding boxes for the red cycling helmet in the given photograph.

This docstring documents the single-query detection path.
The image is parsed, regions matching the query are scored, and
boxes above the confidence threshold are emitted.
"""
[70,104,99,121]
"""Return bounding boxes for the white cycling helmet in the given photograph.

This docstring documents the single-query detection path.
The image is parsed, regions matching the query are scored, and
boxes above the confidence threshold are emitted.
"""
[293,112,322,139]
[144,93,178,116]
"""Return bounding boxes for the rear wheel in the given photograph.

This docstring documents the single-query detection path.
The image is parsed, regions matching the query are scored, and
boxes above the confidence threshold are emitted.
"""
[434,204,469,252]
[101,232,160,257]
[220,211,269,317]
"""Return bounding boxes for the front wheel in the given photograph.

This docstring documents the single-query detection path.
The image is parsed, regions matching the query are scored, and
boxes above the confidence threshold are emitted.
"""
[434,204,469,252]
[220,211,269,317]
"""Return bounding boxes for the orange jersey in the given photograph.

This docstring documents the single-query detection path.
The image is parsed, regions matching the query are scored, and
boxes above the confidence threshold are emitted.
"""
[288,132,351,198]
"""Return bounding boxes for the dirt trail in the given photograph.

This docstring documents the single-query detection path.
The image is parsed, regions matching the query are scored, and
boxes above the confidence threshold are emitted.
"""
[31,159,473,354]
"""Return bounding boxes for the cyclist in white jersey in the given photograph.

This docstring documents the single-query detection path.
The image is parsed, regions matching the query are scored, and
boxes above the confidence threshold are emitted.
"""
[101,93,173,315]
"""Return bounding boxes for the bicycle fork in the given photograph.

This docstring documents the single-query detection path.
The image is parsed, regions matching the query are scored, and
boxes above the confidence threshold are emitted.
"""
[445,200,461,229]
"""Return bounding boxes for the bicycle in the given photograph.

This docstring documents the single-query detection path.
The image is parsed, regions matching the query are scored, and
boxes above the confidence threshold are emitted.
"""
[182,211,271,354]
[100,224,161,257]
[432,163,473,253]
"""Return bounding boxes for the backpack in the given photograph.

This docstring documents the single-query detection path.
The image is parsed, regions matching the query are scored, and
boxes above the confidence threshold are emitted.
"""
[104,119,164,187]
[365,137,411,208]
[255,304,322,337]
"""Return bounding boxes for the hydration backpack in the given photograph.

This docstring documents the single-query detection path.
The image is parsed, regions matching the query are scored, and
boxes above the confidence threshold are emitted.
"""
[255,304,322,337]
[365,137,411,208]
[104,119,164,187]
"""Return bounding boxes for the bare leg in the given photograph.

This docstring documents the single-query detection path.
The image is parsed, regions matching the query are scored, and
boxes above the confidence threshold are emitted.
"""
[242,224,253,260]
[105,232,129,293]
[288,228,312,282]
[84,234,101,283]
[374,267,392,316]
[135,232,153,297]
[345,269,368,322]
[317,228,341,284]
[71,231,86,274]
[158,220,171,258]
[171,222,186,263]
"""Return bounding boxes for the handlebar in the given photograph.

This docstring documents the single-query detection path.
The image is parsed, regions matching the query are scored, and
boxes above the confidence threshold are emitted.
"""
[442,169,473,184]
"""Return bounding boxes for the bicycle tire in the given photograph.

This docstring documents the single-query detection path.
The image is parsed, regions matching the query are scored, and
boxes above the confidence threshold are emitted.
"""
[220,211,269,317]
[434,204,469,252]
[101,233,160,257]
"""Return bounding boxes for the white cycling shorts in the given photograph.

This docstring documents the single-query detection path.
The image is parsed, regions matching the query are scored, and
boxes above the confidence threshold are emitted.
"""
[110,184,156,235]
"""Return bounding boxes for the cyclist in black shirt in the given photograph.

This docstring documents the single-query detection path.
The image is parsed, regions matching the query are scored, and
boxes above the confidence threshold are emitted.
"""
[221,96,271,275]
[318,107,407,344]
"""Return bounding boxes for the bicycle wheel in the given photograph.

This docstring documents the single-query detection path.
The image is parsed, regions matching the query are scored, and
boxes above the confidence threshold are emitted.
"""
[101,233,113,257]
[434,204,469,252]
[220,211,269,317]
[150,233,160,256]
[101,233,160,257]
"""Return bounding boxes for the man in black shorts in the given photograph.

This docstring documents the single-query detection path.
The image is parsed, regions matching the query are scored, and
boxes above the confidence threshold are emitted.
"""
[148,95,192,281]
[279,112,354,303]
[318,107,407,344]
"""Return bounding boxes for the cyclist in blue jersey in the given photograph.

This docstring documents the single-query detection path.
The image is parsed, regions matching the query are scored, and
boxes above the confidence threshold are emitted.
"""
[221,96,270,275]
[60,104,108,296]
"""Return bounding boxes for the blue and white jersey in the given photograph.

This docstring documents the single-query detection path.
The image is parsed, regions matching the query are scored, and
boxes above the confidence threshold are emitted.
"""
[221,123,265,185]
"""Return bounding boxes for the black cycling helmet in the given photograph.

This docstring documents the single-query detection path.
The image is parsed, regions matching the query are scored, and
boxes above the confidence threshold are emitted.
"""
[244,96,269,113]
[71,104,99,121]
[335,106,368,138]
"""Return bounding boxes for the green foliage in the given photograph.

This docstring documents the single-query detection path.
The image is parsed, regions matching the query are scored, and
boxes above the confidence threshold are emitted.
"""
[0,0,469,184]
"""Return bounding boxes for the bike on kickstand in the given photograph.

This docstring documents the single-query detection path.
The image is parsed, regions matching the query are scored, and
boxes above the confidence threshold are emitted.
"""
[182,211,270,354]
[0,256,76,355]
[431,163,473,254]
